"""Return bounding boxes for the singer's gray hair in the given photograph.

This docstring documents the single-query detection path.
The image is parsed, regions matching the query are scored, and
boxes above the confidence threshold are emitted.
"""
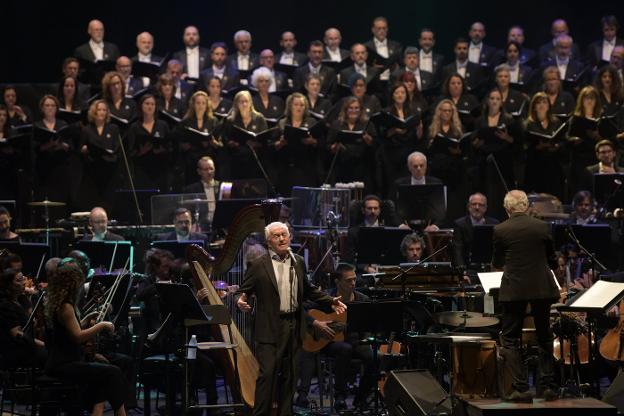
[264,221,290,240]
[503,190,528,213]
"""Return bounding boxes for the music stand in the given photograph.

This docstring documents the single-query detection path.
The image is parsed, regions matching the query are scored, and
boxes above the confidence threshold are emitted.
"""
[346,300,404,414]
[0,242,49,279]
[396,184,447,225]
[76,240,134,272]
[151,240,206,259]
[593,173,624,211]
[212,198,263,230]
[470,225,495,265]
[355,227,411,265]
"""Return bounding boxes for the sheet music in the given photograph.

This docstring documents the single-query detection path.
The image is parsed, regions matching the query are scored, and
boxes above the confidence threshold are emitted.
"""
[569,280,624,309]
[477,271,503,294]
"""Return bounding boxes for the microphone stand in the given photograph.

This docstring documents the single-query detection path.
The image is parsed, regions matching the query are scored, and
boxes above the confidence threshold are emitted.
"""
[323,145,341,185]
[117,134,144,224]
[246,142,279,197]
[598,179,623,219]
[486,154,510,193]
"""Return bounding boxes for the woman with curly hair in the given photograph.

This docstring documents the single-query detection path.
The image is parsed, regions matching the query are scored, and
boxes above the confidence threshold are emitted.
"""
[44,261,127,416]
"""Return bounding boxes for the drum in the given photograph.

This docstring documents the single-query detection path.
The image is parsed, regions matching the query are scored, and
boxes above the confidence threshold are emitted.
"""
[452,340,498,398]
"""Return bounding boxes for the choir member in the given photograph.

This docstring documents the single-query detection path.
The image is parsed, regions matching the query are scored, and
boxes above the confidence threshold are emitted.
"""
[73,19,120,63]
[441,38,486,95]
[251,67,285,121]
[304,74,332,118]
[537,19,581,64]
[276,31,307,66]
[172,26,210,79]
[294,41,337,96]
[199,42,240,92]
[541,66,576,116]
[155,74,185,120]
[586,15,624,69]
[467,22,497,67]
[323,27,349,62]
[418,28,445,79]
[227,30,259,72]
[493,66,529,117]
[205,76,232,116]
[101,71,137,123]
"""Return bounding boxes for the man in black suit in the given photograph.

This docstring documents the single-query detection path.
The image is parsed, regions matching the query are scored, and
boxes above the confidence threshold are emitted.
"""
[156,208,208,242]
[390,47,435,92]
[538,19,582,65]
[227,30,259,73]
[276,31,307,66]
[541,35,585,85]
[183,156,221,230]
[492,190,559,402]
[364,16,403,83]
[418,28,444,80]
[166,59,194,104]
[115,56,143,97]
[84,207,124,241]
[453,193,499,268]
[237,221,346,416]
[583,140,624,189]
[172,26,210,80]
[74,19,120,63]
[442,38,485,94]
[132,32,163,88]
[293,40,337,96]
[258,49,289,91]
[199,42,240,92]
[467,22,497,67]
[586,15,624,69]
[323,27,349,62]
[338,43,379,87]
[59,57,91,102]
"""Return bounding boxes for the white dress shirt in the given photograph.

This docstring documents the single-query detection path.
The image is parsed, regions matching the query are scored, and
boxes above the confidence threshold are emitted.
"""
[202,180,216,222]
[186,47,200,78]
[456,60,468,78]
[326,47,342,62]
[89,39,104,61]
[602,39,616,62]
[269,250,298,313]
[507,63,520,83]
[556,57,569,80]
[237,53,250,70]
[308,62,321,75]
[420,50,433,73]
[469,42,483,64]
[212,65,225,79]
[411,176,426,185]
[280,52,294,65]
[374,38,390,81]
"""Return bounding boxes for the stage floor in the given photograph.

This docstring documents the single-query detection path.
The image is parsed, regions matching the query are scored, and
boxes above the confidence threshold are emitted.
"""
[461,397,617,416]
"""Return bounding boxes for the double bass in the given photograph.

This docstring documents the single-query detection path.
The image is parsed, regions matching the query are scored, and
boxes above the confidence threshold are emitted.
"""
[186,200,281,409]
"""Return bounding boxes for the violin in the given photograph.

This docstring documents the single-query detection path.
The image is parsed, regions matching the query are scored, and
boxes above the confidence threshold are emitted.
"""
[599,301,624,361]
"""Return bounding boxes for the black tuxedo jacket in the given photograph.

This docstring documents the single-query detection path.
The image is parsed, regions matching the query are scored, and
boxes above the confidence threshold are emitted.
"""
[442,61,485,93]
[155,231,208,242]
[276,51,308,66]
[453,215,499,267]
[226,52,260,71]
[364,38,403,65]
[538,42,582,65]
[586,38,624,67]
[390,68,435,91]
[172,47,211,76]
[540,58,585,82]
[183,180,222,195]
[74,42,120,63]
[323,47,350,61]
[82,231,125,241]
[293,65,337,96]
[199,65,240,91]
[339,65,379,86]
[471,43,497,66]
[125,76,144,96]
[492,213,558,302]
[238,252,334,343]
[273,70,289,91]
[419,51,445,77]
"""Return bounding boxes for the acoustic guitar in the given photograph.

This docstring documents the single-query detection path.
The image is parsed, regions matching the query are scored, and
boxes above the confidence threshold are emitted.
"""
[303,309,347,352]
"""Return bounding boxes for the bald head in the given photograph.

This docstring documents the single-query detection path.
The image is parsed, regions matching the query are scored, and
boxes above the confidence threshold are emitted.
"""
[259,49,275,69]
[551,19,569,38]
[115,56,132,78]
[136,32,154,55]
[324,28,342,49]
[89,207,109,235]
[88,19,105,43]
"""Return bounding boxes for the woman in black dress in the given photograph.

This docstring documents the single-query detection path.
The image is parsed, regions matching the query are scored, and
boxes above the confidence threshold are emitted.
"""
[594,65,623,117]
[435,74,480,132]
[494,66,528,118]
[541,66,576,117]
[79,100,122,212]
[304,74,332,119]
[251,67,285,123]
[44,261,127,416]
[205,75,232,117]
[524,92,566,199]
[327,96,376,192]
[101,71,137,125]
[375,83,424,198]
[155,74,185,124]
[126,94,171,191]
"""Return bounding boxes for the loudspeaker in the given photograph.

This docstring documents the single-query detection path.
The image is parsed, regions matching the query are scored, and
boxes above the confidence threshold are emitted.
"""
[603,370,624,412]
[384,369,452,416]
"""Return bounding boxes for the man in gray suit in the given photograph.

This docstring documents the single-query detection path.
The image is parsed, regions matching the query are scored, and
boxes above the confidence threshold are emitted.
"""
[492,190,559,402]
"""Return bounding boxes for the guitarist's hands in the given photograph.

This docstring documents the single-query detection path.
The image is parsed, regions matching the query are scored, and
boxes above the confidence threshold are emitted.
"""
[313,320,336,340]
[237,293,252,312]
[331,296,347,314]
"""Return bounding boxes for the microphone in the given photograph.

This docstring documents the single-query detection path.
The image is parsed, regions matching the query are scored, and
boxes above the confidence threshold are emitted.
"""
[287,248,296,284]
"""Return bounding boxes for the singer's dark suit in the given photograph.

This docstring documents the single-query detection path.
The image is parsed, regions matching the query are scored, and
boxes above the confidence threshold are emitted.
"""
[492,212,558,394]
[238,252,334,416]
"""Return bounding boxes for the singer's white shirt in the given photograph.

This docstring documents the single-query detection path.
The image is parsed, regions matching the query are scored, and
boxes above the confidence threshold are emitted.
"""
[269,249,298,313]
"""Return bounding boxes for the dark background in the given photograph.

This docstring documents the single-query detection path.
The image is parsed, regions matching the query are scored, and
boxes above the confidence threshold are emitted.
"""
[2,0,623,83]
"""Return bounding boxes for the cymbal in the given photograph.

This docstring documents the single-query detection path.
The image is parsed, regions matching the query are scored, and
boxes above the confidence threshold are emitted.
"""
[433,311,500,328]
[180,198,208,205]
[28,199,66,207]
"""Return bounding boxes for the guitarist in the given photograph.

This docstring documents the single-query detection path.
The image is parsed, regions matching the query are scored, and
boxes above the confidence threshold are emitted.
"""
[296,263,376,412]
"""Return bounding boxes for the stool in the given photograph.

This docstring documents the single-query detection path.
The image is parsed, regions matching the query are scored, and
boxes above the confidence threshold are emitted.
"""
[140,354,183,416]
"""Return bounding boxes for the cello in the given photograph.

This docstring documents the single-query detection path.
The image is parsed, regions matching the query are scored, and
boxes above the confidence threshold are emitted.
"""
[186,200,281,409]
[599,301,624,361]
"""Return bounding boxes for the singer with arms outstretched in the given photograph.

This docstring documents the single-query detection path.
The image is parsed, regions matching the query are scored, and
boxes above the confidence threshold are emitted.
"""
[237,221,346,416]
